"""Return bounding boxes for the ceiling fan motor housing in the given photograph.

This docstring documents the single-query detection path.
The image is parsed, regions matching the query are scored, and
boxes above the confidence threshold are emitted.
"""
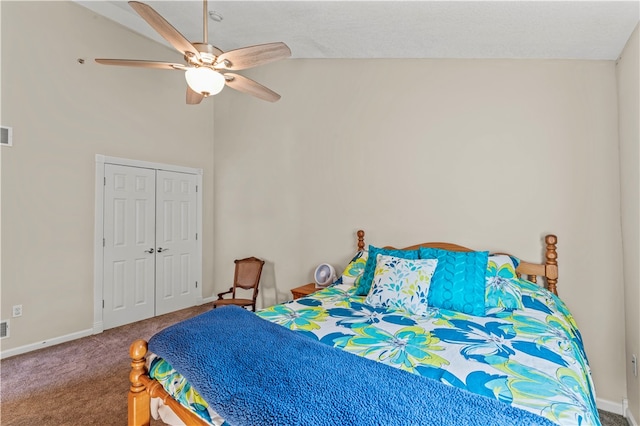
[190,43,223,65]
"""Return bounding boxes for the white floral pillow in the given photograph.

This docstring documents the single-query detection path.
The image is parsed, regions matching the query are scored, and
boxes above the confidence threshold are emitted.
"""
[485,254,524,311]
[341,250,368,285]
[365,254,438,317]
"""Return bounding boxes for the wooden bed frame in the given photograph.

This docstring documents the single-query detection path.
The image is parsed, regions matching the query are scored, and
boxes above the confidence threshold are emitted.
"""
[128,230,559,426]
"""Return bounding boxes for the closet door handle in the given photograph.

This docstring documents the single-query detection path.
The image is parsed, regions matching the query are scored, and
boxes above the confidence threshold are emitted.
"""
[157,247,169,253]
[144,248,155,254]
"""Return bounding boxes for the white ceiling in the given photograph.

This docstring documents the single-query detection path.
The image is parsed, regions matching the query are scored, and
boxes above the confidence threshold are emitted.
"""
[76,1,639,60]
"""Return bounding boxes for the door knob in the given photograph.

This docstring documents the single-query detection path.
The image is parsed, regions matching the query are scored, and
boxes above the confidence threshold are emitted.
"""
[157,247,169,253]
[144,248,155,254]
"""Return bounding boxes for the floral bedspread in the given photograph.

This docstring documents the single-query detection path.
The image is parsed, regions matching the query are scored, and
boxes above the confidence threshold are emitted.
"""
[149,280,600,426]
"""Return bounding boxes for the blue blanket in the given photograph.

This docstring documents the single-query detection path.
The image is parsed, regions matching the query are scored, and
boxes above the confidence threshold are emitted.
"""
[149,305,556,426]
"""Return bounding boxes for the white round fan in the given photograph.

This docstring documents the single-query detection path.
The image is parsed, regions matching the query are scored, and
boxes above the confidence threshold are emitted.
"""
[314,263,336,288]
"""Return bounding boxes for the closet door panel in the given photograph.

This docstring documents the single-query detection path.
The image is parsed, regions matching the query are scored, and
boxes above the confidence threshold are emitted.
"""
[103,164,156,329]
[155,170,198,315]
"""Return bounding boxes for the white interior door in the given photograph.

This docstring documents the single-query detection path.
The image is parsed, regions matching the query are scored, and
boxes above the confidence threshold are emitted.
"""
[103,164,156,329]
[155,170,198,315]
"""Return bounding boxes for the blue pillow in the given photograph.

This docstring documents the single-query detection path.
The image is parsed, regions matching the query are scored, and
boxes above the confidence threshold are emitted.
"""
[419,247,489,316]
[355,245,420,296]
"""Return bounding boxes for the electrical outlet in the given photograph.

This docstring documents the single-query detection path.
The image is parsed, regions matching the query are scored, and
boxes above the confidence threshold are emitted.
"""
[12,305,22,318]
[633,354,638,377]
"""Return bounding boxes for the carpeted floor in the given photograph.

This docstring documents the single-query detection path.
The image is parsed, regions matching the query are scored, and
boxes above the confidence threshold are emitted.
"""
[0,304,631,426]
[599,409,631,426]
[0,304,211,425]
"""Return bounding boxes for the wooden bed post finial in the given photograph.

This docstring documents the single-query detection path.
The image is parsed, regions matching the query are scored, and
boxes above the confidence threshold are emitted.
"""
[129,339,150,426]
[357,230,365,251]
[545,234,558,295]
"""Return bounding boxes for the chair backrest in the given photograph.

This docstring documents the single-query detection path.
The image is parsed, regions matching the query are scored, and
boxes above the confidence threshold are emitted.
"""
[232,257,265,299]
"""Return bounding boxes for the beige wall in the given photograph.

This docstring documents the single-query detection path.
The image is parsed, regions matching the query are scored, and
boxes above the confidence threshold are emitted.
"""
[0,0,634,415]
[0,2,214,350]
[214,59,626,405]
[617,23,640,422]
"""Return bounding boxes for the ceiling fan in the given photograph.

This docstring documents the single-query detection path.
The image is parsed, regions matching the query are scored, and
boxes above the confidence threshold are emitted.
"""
[95,0,291,103]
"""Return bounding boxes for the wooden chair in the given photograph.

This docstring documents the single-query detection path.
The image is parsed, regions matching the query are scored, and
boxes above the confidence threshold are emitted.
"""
[213,257,265,312]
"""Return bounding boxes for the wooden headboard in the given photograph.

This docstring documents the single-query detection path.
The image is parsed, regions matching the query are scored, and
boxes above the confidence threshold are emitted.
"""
[356,230,559,295]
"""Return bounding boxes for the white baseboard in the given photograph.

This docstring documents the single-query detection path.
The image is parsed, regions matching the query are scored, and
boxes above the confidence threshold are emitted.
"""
[1,303,212,360]
[93,321,104,334]
[598,397,625,415]
[627,404,638,426]
[597,397,639,425]
[0,328,94,360]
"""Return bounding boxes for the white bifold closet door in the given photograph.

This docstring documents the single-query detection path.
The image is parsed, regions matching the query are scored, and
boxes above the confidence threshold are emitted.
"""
[103,164,197,329]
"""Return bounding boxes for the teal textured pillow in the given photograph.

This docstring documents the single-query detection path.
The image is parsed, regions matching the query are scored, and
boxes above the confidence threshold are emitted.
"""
[365,254,438,317]
[355,245,420,296]
[419,247,489,316]
[485,254,524,310]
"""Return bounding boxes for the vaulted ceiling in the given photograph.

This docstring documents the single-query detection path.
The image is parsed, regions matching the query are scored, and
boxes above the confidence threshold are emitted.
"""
[76,1,639,60]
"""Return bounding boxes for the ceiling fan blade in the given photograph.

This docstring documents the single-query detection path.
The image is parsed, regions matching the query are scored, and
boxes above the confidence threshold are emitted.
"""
[224,73,281,102]
[95,59,187,70]
[186,86,205,105]
[129,1,200,60]
[216,42,291,71]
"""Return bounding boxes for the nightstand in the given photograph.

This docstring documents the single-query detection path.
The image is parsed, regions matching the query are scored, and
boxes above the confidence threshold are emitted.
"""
[291,283,317,300]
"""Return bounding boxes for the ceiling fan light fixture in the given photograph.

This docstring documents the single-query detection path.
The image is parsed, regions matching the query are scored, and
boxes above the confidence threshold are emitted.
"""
[185,67,225,96]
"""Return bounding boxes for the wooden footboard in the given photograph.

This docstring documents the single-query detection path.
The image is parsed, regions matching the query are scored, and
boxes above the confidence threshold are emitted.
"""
[128,339,209,426]
[128,229,560,425]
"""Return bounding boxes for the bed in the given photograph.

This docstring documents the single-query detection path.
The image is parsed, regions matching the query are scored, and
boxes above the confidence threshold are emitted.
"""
[128,230,600,426]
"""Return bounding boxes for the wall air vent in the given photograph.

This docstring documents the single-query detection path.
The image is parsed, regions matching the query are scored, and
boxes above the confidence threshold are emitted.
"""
[0,320,8,339]
[1,126,13,147]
